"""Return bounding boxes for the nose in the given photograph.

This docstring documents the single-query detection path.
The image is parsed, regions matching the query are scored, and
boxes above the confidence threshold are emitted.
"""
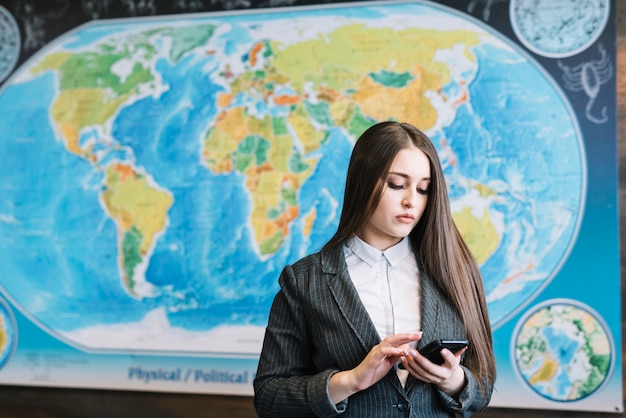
[402,190,416,208]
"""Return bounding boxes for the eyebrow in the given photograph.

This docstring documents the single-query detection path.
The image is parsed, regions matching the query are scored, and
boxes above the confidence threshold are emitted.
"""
[387,171,431,181]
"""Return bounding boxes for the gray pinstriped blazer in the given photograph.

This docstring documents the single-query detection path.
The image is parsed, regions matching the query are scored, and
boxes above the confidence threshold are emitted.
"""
[254,242,493,417]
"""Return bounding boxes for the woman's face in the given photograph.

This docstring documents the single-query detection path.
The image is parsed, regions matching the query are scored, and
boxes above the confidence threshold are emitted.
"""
[359,145,431,251]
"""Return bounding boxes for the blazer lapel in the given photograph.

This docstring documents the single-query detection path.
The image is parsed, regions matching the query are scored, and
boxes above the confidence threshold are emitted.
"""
[416,270,441,351]
[320,243,380,351]
[405,269,441,393]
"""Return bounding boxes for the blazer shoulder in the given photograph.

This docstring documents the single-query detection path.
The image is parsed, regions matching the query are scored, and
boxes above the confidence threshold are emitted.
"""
[289,242,345,276]
[289,250,322,274]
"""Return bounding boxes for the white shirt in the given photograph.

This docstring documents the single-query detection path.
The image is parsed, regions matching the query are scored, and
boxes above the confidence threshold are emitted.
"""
[344,235,421,386]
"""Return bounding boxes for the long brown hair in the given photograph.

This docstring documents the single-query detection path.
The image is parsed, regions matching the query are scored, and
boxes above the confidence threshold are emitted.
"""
[326,121,496,389]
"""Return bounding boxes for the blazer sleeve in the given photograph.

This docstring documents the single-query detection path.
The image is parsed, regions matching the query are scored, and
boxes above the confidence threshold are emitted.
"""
[253,264,347,418]
[435,365,493,417]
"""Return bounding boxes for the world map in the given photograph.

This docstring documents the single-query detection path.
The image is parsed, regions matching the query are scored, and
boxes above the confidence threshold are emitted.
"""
[514,301,613,401]
[0,1,584,355]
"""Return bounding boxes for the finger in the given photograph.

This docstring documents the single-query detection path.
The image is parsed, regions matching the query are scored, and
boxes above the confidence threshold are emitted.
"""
[408,349,443,375]
[405,354,444,382]
[455,346,468,358]
[383,331,422,347]
[404,350,425,371]
[440,347,467,365]
[379,346,405,363]
[402,352,435,380]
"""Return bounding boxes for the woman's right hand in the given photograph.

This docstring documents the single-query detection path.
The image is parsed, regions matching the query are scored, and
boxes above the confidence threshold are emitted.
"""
[328,332,422,404]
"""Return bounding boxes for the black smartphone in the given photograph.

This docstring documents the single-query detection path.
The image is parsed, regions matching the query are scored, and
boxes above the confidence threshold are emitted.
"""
[418,339,469,365]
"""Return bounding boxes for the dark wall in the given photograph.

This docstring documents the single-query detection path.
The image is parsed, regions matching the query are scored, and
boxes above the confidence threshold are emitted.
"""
[0,1,623,417]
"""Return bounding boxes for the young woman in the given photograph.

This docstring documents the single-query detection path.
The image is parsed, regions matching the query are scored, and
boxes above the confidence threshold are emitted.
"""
[254,121,496,417]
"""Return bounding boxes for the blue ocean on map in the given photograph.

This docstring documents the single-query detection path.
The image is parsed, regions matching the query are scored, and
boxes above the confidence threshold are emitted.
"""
[0,1,583,353]
[455,42,583,320]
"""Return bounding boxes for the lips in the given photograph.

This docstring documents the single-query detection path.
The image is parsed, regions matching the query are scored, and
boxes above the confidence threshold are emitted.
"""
[396,213,415,224]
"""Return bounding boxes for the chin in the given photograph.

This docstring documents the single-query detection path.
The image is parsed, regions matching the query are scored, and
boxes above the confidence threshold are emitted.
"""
[395,227,414,238]
[388,233,409,242]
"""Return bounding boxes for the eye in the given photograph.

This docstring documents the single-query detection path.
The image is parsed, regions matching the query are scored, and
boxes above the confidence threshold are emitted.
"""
[387,182,405,190]
[417,187,429,195]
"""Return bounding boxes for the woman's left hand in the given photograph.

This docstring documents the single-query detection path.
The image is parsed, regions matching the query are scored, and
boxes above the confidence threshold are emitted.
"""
[400,346,467,396]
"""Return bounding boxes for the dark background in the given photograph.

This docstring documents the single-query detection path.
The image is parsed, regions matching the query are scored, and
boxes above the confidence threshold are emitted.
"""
[0,0,623,416]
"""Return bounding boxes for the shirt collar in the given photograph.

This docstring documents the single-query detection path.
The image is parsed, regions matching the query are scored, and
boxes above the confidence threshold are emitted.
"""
[345,235,412,267]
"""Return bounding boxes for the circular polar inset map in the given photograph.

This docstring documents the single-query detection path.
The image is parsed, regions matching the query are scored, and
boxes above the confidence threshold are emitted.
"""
[513,300,613,402]
[510,0,610,58]
[0,297,17,370]
[0,5,20,83]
